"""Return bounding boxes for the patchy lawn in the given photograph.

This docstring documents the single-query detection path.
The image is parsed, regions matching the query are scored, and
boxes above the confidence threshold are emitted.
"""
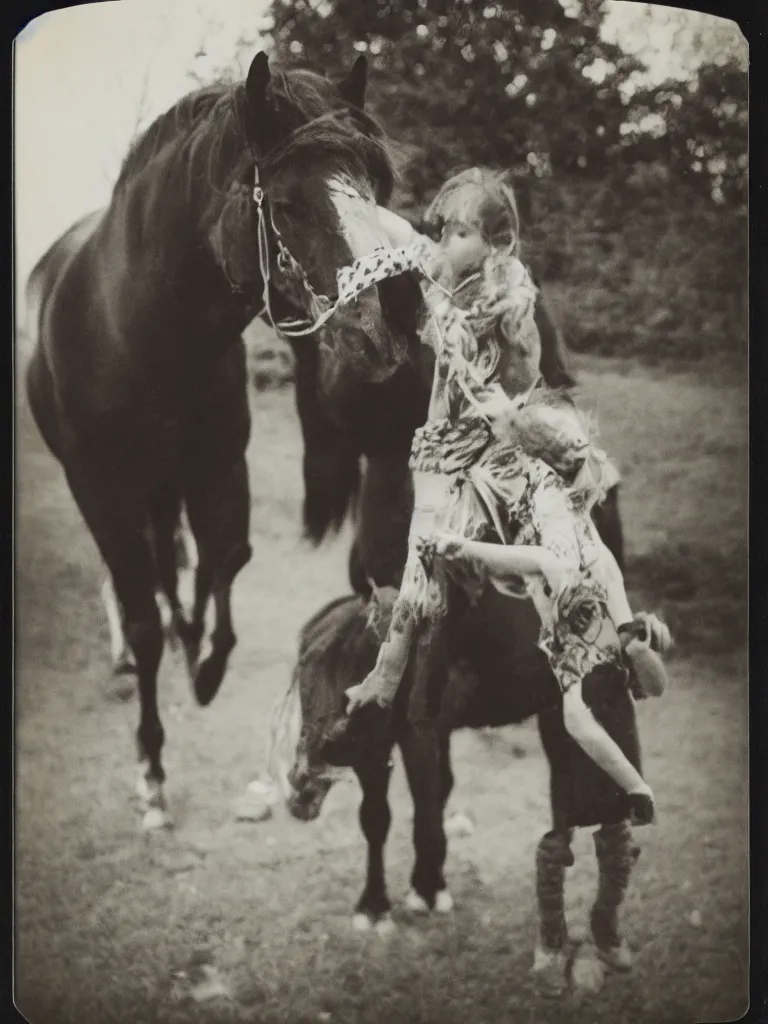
[15,350,748,1024]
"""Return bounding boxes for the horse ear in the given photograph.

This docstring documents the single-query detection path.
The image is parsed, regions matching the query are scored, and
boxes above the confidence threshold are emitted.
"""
[246,50,271,104]
[338,55,367,109]
[244,51,279,154]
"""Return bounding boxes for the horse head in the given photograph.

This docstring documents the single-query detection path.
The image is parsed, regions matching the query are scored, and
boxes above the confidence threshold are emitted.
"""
[231,51,417,379]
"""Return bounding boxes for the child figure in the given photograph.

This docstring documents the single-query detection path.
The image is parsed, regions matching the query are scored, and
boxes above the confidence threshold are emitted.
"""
[345,167,670,820]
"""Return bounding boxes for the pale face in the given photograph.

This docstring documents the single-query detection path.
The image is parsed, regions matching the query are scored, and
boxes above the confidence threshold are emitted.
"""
[438,220,489,277]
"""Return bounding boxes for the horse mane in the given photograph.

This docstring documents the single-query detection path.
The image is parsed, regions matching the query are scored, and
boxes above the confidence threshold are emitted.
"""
[112,63,396,228]
[113,84,234,194]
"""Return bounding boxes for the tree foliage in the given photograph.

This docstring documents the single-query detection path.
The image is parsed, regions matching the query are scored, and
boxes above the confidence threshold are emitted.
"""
[262,0,747,362]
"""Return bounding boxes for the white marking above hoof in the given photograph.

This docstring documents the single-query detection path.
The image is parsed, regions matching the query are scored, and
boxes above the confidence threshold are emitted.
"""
[445,812,475,838]
[571,946,607,997]
[596,940,634,972]
[374,914,396,937]
[434,889,455,914]
[142,806,172,831]
[352,913,373,932]
[198,636,215,665]
[531,945,569,998]
[405,890,431,915]
[246,778,281,807]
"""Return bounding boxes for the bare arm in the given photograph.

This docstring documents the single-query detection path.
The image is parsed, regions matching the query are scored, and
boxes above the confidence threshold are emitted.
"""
[435,534,567,595]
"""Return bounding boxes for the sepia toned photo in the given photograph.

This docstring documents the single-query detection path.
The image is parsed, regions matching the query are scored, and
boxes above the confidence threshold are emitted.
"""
[14,1,748,1021]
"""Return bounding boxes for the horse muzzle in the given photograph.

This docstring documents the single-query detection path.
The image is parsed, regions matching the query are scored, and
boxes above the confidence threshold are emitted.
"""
[285,760,335,822]
[329,295,407,380]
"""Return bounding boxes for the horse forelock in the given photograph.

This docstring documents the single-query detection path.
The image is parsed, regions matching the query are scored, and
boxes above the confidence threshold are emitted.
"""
[257,65,395,206]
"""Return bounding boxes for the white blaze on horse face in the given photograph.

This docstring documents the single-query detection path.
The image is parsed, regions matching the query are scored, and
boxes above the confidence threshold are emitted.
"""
[327,175,391,259]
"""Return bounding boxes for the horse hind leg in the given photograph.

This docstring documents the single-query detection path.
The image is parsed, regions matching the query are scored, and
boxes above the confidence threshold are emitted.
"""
[352,757,395,933]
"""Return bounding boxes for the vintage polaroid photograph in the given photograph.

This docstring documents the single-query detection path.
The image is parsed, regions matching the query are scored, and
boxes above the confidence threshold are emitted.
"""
[14,1,749,1021]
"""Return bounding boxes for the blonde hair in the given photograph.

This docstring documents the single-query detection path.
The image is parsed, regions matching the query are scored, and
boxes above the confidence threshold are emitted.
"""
[424,167,520,251]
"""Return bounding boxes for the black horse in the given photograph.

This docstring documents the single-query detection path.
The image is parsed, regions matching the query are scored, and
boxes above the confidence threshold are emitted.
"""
[24,51,415,828]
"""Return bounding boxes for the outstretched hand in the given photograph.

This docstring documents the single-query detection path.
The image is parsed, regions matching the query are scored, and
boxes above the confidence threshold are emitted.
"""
[635,612,673,654]
[433,532,468,563]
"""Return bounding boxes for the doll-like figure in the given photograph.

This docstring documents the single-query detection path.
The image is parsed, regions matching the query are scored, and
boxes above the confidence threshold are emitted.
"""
[345,167,670,821]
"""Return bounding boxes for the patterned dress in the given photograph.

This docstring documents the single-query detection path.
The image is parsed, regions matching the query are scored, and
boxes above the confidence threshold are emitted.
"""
[396,252,628,695]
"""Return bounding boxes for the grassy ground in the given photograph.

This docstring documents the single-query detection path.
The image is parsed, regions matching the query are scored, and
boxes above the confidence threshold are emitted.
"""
[15,345,748,1024]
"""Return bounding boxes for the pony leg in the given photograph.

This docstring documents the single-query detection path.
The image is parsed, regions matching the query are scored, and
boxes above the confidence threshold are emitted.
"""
[352,757,395,932]
[399,721,452,914]
[532,829,574,996]
[590,820,640,970]
[185,456,251,707]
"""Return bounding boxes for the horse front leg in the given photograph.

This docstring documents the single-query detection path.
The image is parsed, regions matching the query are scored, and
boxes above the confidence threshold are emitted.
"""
[352,756,395,933]
[185,455,251,706]
[591,820,640,970]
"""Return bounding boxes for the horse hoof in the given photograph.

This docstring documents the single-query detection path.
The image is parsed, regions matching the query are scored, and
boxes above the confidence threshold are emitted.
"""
[434,889,454,914]
[106,671,136,702]
[374,914,396,936]
[531,945,569,998]
[405,890,431,915]
[193,648,231,707]
[445,812,475,838]
[571,946,607,996]
[142,806,172,831]
[352,913,373,932]
[597,941,634,972]
[113,652,137,677]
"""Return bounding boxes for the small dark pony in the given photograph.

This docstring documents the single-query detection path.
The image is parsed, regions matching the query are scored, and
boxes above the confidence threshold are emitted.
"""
[24,51,416,828]
[281,206,641,992]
